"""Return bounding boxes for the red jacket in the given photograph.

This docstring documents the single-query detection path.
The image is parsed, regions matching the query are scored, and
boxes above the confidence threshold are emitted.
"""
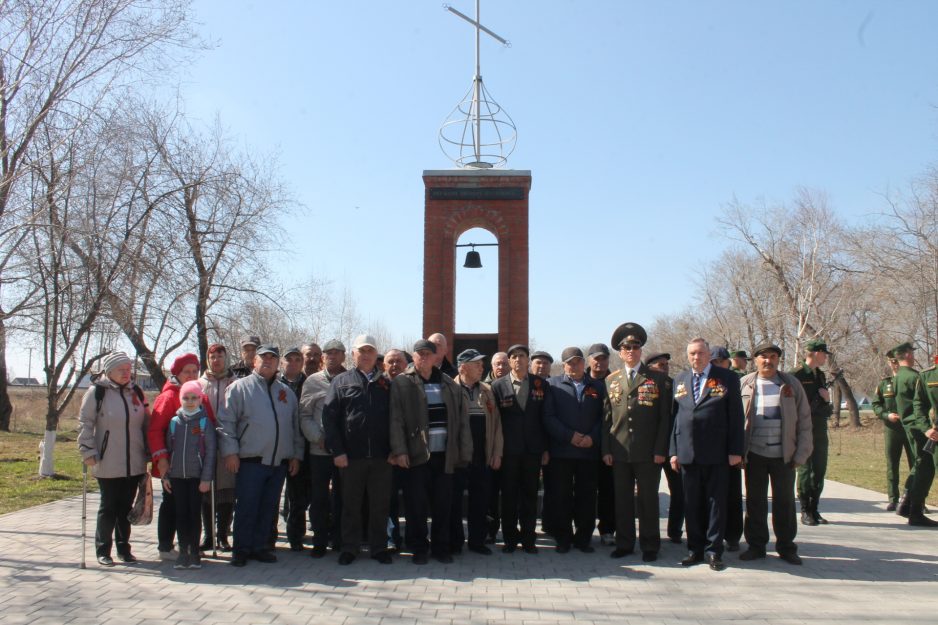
[147,378,216,476]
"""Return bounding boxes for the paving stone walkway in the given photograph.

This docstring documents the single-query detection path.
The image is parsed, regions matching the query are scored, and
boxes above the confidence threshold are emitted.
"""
[1,478,936,624]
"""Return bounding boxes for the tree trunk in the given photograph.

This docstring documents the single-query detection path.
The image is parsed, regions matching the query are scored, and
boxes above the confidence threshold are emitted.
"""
[38,430,56,477]
[834,374,862,428]
[830,382,842,429]
[0,318,13,431]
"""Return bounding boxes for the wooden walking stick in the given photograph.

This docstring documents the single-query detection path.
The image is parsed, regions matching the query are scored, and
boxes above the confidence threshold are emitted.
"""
[80,463,88,569]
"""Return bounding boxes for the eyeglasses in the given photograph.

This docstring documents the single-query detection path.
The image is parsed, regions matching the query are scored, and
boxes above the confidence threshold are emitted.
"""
[621,344,641,351]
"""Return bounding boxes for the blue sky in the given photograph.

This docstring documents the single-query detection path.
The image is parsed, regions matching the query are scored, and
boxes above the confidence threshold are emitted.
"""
[11,0,938,376]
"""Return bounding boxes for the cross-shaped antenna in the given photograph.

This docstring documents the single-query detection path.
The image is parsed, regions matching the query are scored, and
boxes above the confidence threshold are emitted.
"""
[441,2,514,168]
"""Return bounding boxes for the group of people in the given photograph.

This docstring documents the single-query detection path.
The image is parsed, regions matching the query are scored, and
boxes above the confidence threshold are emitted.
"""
[76,326,938,572]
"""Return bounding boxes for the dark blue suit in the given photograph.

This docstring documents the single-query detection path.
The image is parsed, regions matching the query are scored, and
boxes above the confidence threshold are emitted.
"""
[670,365,744,557]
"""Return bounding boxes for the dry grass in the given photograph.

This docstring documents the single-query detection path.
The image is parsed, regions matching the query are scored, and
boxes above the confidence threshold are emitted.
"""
[827,412,937,507]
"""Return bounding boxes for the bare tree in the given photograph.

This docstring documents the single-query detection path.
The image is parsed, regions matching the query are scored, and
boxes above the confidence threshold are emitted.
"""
[0,0,196,429]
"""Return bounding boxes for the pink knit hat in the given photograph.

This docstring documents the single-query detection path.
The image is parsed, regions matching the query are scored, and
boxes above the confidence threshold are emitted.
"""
[179,380,204,400]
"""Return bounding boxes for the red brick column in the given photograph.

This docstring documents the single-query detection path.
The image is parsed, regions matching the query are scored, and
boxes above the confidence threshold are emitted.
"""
[422,170,532,360]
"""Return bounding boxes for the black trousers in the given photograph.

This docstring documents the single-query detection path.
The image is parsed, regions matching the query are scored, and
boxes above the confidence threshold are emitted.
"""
[612,461,661,554]
[451,460,493,549]
[340,457,391,555]
[662,461,685,540]
[96,475,141,557]
[549,457,598,548]
[404,453,452,556]
[157,482,176,552]
[725,465,744,544]
[487,468,502,540]
[284,455,312,547]
[743,453,797,556]
[500,453,541,548]
[388,466,406,548]
[681,463,728,557]
[596,458,615,535]
[308,454,342,549]
[170,478,203,554]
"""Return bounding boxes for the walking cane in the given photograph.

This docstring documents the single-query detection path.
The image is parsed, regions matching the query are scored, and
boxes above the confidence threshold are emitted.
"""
[211,480,217,558]
[80,463,88,569]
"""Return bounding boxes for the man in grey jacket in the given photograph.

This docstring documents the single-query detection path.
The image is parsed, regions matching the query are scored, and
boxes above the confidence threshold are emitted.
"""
[299,339,347,558]
[220,345,303,567]
[738,342,813,565]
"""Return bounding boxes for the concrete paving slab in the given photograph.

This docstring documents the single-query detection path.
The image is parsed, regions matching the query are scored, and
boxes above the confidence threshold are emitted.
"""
[1,479,937,624]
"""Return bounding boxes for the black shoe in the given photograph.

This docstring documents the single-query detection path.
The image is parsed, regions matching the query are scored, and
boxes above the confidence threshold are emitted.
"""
[724,540,740,552]
[739,549,766,561]
[778,552,802,565]
[908,504,938,527]
[522,545,538,554]
[289,543,304,552]
[116,552,137,564]
[372,551,392,564]
[577,544,595,554]
[97,555,115,567]
[610,548,633,559]
[412,552,429,565]
[338,552,356,565]
[681,552,704,567]
[641,552,657,563]
[217,537,232,552]
[813,511,828,525]
[669,535,682,544]
[468,545,492,555]
[310,545,328,559]
[189,553,202,569]
[199,541,212,553]
[253,550,277,563]
[800,510,818,526]
[707,553,726,571]
[555,543,571,554]
[230,553,247,567]
[484,535,496,545]
[886,501,898,512]
[434,552,454,564]
[501,545,516,554]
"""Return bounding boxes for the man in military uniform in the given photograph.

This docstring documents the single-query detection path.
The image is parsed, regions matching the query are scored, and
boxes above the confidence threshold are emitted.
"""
[894,342,938,526]
[871,350,913,511]
[791,339,834,526]
[602,323,671,562]
[730,351,749,377]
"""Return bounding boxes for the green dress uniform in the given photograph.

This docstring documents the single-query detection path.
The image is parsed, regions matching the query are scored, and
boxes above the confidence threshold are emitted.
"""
[871,375,913,506]
[601,364,672,557]
[790,362,832,524]
[731,368,745,378]
[895,361,938,525]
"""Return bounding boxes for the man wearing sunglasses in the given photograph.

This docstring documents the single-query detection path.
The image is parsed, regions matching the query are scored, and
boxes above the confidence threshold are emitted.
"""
[601,323,671,562]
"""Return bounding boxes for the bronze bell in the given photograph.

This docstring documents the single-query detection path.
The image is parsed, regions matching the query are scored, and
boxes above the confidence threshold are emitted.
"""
[463,249,482,268]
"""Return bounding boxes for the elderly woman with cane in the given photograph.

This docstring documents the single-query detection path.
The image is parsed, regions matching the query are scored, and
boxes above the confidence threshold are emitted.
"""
[77,352,150,566]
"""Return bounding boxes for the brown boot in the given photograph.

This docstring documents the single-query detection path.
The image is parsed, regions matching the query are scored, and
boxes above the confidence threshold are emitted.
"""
[896,492,911,518]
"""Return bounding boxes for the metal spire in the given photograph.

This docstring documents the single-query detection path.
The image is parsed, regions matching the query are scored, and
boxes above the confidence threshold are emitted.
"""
[439,1,517,169]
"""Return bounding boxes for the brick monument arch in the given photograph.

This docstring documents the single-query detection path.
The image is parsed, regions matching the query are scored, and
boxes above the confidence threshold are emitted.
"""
[422,169,532,362]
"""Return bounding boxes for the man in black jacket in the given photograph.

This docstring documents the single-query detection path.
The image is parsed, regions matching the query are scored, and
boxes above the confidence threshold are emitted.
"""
[490,344,554,553]
[322,334,394,565]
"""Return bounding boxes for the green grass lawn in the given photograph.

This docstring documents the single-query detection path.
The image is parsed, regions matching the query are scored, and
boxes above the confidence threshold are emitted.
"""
[1,412,935,515]
[0,431,97,515]
[826,413,937,507]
